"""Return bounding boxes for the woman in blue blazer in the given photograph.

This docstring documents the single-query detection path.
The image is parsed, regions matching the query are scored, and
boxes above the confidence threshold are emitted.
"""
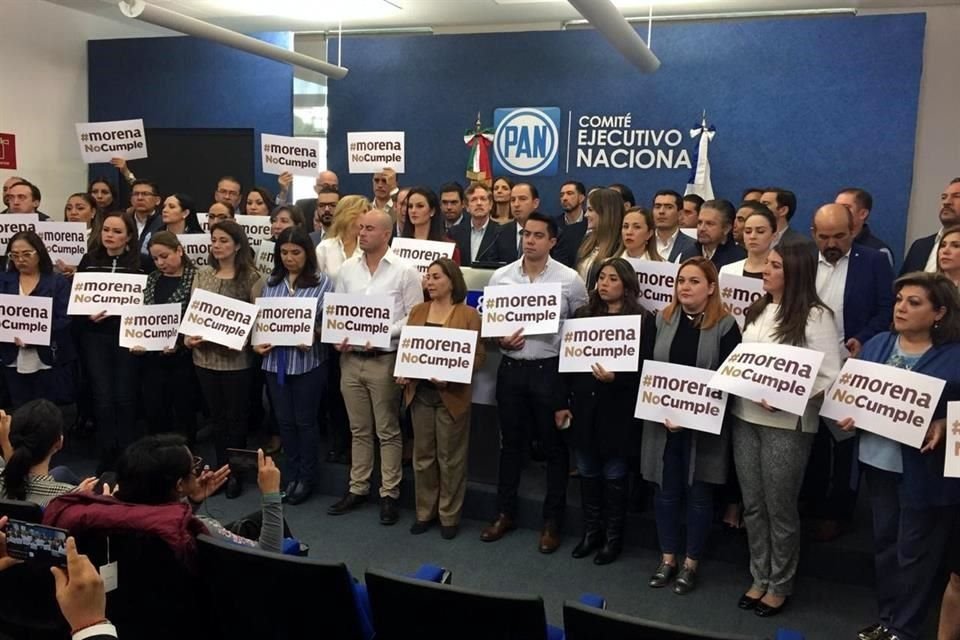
[838,271,960,640]
[0,231,75,407]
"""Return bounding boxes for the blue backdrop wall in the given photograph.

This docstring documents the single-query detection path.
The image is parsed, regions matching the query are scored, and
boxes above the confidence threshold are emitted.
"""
[327,14,925,258]
[87,32,293,196]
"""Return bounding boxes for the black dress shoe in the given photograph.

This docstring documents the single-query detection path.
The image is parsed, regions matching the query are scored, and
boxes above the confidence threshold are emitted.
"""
[327,492,368,515]
[673,566,697,595]
[858,623,889,640]
[282,481,297,503]
[440,525,458,540]
[286,481,313,506]
[754,596,789,617]
[224,476,242,499]
[648,562,676,588]
[380,496,399,525]
[737,594,761,610]
[409,519,434,535]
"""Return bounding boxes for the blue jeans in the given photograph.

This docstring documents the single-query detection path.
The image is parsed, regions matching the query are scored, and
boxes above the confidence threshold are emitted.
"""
[654,431,714,560]
[266,365,325,485]
[575,449,627,480]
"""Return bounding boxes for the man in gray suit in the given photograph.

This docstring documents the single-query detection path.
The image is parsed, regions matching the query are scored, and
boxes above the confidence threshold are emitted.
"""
[652,189,698,263]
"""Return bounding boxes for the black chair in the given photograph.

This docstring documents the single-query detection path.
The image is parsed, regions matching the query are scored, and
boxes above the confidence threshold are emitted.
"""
[196,533,370,640]
[0,499,68,640]
[562,600,767,640]
[0,497,43,523]
[72,529,211,640]
[364,568,560,640]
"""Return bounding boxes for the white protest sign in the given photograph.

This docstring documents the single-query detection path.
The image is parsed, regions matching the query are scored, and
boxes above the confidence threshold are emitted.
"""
[197,213,209,232]
[319,292,393,349]
[708,342,824,415]
[626,260,679,314]
[390,238,455,274]
[36,222,87,266]
[719,273,766,329]
[394,326,478,384]
[946,402,960,478]
[0,214,39,251]
[178,288,258,351]
[67,273,147,316]
[178,234,211,268]
[558,315,642,373]
[0,294,52,347]
[679,228,699,240]
[480,282,562,338]
[635,360,728,434]
[251,297,316,347]
[261,133,322,177]
[235,215,271,253]
[347,131,405,173]
[118,303,181,351]
[820,358,945,449]
[75,119,147,163]
[255,240,275,277]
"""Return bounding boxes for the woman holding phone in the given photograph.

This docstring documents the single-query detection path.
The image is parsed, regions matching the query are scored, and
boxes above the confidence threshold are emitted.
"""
[253,228,333,506]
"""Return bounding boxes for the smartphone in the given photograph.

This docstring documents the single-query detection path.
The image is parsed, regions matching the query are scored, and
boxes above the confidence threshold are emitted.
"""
[4,519,68,566]
[226,448,260,475]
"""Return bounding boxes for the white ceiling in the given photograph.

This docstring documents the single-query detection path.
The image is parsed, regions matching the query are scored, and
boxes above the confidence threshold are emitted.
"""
[45,0,960,34]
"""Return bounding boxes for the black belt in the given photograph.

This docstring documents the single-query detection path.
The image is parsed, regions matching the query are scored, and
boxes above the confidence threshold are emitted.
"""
[501,356,559,368]
[350,349,393,359]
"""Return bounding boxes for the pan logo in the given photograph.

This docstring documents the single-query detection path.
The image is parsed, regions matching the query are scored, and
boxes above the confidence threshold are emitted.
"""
[493,107,560,177]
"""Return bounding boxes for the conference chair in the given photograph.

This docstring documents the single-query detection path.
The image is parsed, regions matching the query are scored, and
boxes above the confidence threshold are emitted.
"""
[562,600,805,640]
[364,567,567,640]
[0,498,68,640]
[197,533,374,640]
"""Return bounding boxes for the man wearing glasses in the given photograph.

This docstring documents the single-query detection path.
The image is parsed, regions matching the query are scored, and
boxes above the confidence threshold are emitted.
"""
[310,186,340,246]
[130,179,162,253]
[213,176,243,210]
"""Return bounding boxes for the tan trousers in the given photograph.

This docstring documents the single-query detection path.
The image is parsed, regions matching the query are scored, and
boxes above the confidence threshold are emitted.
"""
[410,385,470,525]
[340,352,402,499]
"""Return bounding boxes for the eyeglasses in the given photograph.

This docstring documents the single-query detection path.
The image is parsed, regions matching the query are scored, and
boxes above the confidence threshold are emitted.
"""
[132,191,156,198]
[317,202,337,210]
[217,188,240,197]
[8,250,37,260]
[191,455,205,476]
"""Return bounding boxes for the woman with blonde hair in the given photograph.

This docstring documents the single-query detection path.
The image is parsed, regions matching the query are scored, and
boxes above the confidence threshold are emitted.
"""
[578,188,625,288]
[315,195,369,278]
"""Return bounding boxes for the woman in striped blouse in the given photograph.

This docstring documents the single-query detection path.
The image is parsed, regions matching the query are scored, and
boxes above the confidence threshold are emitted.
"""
[253,227,333,506]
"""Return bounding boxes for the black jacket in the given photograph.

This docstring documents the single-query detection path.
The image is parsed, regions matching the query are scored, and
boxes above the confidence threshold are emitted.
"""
[448,219,501,267]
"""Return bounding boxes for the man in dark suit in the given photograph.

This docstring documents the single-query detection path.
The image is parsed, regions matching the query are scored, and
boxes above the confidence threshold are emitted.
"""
[551,180,589,267]
[652,189,698,263]
[901,177,960,275]
[309,186,340,246]
[489,182,540,264]
[5,180,50,220]
[276,169,339,214]
[805,203,894,541]
[695,199,746,269]
[835,187,895,267]
[761,187,816,251]
[449,182,501,266]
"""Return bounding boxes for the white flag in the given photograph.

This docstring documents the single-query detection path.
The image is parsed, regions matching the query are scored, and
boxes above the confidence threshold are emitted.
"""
[684,117,715,201]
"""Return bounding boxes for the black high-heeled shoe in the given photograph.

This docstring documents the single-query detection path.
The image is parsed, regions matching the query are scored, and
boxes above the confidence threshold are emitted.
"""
[737,593,761,610]
[754,596,789,617]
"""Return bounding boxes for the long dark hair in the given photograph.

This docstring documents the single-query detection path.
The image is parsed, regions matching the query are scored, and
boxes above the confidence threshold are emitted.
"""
[209,219,255,284]
[268,227,319,289]
[744,240,830,346]
[147,230,193,269]
[576,257,645,317]
[893,271,960,346]
[1,400,64,501]
[116,434,193,505]
[88,211,142,270]
[5,230,54,274]
[402,187,448,242]
[88,177,117,211]
[165,193,203,233]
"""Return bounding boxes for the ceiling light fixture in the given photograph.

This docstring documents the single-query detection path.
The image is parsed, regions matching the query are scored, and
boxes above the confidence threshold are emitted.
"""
[118,0,350,79]
[567,0,660,73]
[562,7,857,27]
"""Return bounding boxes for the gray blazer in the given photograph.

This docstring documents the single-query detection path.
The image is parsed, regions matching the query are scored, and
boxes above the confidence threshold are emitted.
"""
[640,312,739,487]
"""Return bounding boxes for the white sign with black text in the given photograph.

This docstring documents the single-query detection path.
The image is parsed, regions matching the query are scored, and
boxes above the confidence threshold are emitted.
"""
[251,297,316,347]
[718,273,765,329]
[394,325,478,384]
[0,214,39,251]
[627,259,679,314]
[347,131,405,173]
[390,238,455,275]
[76,119,148,163]
[480,282,562,338]
[0,294,52,347]
[67,273,147,317]
[558,315,642,373]
[178,288,258,351]
[36,222,88,266]
[319,292,393,349]
[635,360,728,434]
[261,133,322,177]
[118,304,181,351]
[178,234,211,268]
